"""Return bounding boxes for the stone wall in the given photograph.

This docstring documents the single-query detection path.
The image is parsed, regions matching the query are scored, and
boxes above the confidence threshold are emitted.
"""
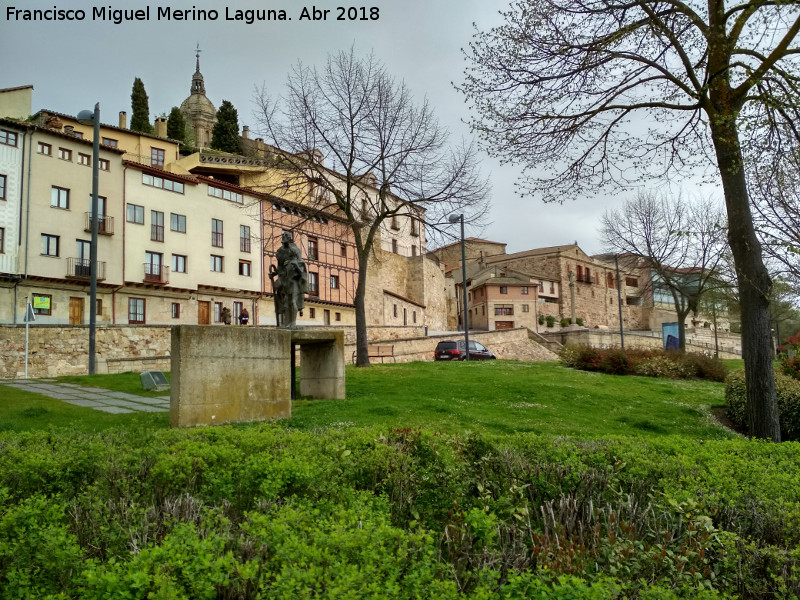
[1,324,172,379]
[345,328,558,364]
[544,329,742,359]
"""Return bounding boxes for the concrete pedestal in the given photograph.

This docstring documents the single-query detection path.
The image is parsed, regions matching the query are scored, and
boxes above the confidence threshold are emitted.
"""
[170,326,345,428]
[292,328,345,399]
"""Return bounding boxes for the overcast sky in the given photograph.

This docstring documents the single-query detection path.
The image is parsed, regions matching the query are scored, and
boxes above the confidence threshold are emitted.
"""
[1,0,717,255]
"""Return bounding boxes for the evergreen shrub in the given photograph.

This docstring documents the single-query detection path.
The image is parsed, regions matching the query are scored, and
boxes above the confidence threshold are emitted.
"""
[726,368,800,441]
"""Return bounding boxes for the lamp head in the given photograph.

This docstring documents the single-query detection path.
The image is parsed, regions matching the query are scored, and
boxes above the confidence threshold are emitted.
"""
[448,213,462,224]
[77,103,99,126]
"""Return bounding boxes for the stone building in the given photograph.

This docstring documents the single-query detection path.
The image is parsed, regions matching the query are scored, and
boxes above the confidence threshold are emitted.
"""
[179,49,216,150]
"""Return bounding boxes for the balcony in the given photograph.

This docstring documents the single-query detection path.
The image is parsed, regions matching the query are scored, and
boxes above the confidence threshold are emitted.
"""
[84,213,115,235]
[66,257,106,281]
[143,262,169,284]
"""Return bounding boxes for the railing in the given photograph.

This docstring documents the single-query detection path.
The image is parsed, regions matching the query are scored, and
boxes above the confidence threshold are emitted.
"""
[66,257,105,281]
[84,213,114,235]
[143,263,169,284]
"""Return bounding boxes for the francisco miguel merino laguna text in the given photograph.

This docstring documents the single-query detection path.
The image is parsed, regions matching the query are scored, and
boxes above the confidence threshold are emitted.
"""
[7,6,296,24]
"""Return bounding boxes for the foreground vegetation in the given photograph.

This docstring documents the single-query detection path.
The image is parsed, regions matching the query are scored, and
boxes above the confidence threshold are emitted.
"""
[1,361,798,598]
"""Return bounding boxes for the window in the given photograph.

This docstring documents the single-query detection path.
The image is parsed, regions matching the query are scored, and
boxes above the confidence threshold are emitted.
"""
[142,172,184,193]
[151,210,164,242]
[171,303,181,319]
[413,310,417,323]
[78,153,91,166]
[41,234,59,256]
[240,225,251,252]
[239,260,251,277]
[392,239,398,254]
[499,286,508,294]
[330,274,339,289]
[233,302,243,323]
[411,218,419,236]
[144,252,163,281]
[208,185,243,204]
[335,312,341,322]
[210,255,224,272]
[0,227,4,253]
[0,174,5,200]
[411,245,417,257]
[98,158,110,171]
[626,277,639,287]
[309,308,316,319]
[522,304,530,313]
[102,137,118,148]
[550,282,555,294]
[212,219,223,247]
[340,244,347,257]
[393,304,398,318]
[391,216,400,230]
[172,254,187,273]
[51,186,69,209]
[37,142,51,155]
[521,286,529,295]
[307,237,318,260]
[308,271,319,295]
[214,302,223,323]
[494,304,514,316]
[170,213,186,233]
[126,203,144,224]
[58,148,72,161]
[32,294,52,315]
[151,147,165,167]
[0,129,18,146]
[128,298,145,324]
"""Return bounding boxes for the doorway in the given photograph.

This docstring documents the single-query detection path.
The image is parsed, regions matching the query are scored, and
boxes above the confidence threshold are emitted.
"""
[198,301,210,325]
[323,309,330,325]
[69,297,84,325]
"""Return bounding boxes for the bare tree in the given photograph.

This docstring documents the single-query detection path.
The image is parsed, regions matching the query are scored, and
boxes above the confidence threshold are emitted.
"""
[752,152,800,281]
[602,192,728,350]
[460,0,800,441]
[255,49,490,366]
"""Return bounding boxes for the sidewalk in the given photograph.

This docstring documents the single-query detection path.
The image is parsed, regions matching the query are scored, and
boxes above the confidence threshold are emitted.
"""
[1,379,170,414]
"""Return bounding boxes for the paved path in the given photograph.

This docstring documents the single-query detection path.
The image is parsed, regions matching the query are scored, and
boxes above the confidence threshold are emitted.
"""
[1,379,170,414]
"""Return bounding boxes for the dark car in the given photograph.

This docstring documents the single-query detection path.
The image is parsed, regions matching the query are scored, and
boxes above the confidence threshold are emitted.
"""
[434,340,497,361]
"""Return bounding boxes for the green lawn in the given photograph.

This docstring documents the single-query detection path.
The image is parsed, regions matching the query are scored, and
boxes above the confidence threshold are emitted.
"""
[1,361,734,439]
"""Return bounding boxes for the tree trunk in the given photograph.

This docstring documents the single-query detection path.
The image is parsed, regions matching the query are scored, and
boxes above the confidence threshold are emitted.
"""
[710,118,780,441]
[353,250,371,367]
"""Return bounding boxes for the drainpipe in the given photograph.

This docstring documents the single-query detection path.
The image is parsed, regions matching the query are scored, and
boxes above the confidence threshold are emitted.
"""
[23,128,34,277]
[121,164,127,323]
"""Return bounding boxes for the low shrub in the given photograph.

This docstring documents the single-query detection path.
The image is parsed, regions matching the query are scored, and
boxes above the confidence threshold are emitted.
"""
[726,368,800,441]
[560,318,571,328]
[560,345,727,381]
[545,315,556,328]
[575,317,585,326]
[538,314,545,325]
[780,356,800,381]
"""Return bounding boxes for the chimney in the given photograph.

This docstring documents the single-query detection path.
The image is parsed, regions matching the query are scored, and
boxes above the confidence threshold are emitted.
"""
[242,125,250,139]
[119,111,127,129]
[155,117,167,138]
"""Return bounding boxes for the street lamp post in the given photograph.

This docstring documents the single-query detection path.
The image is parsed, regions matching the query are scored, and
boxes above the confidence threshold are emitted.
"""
[449,213,470,361]
[77,104,100,375]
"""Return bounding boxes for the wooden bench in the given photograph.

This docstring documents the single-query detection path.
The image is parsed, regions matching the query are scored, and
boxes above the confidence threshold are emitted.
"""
[352,345,395,364]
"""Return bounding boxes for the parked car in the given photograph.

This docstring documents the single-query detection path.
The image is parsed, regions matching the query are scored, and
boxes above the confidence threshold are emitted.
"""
[434,340,497,361]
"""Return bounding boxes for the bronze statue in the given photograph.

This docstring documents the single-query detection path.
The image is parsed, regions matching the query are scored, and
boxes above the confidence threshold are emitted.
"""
[269,231,308,327]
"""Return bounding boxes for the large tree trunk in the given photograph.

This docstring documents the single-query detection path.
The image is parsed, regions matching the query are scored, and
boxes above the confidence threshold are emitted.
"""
[353,250,371,367]
[710,117,780,441]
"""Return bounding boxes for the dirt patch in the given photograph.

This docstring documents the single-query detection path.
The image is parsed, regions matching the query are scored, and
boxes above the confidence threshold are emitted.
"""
[711,406,748,436]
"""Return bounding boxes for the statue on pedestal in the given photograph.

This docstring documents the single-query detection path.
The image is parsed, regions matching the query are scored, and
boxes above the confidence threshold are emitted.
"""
[269,231,308,328]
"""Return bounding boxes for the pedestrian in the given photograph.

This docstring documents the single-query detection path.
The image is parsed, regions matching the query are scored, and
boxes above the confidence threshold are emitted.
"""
[239,307,249,325]
[221,306,232,325]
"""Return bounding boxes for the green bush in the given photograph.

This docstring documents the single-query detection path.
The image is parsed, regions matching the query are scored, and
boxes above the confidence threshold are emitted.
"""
[726,368,800,441]
[560,317,572,328]
[576,317,585,326]
[545,315,556,328]
[560,345,727,381]
[538,314,545,325]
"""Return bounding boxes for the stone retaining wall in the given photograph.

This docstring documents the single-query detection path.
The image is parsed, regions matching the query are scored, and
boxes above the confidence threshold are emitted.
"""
[345,327,558,364]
